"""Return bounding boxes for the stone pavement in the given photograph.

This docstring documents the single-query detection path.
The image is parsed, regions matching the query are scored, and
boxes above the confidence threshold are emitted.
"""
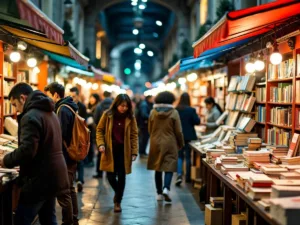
[37,157,205,225]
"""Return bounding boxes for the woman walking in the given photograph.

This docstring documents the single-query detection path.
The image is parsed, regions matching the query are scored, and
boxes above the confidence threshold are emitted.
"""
[176,93,200,185]
[96,94,138,212]
[147,91,184,202]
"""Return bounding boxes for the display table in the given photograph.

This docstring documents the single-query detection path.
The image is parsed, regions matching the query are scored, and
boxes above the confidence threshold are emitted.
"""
[202,159,280,225]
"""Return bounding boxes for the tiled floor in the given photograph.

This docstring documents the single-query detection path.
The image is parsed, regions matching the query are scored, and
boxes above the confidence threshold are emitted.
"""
[38,157,205,225]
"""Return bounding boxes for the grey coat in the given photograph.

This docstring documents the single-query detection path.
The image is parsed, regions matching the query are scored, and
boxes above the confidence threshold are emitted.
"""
[205,105,221,134]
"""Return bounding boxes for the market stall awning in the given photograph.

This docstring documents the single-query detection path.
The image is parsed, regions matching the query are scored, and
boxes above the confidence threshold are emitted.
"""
[179,57,212,72]
[16,0,64,45]
[193,0,300,58]
[0,25,89,66]
[91,66,116,83]
[168,60,180,78]
[65,66,93,77]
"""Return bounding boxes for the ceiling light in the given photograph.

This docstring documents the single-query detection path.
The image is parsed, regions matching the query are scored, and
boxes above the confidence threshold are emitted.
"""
[17,41,27,51]
[133,29,139,35]
[153,32,158,38]
[131,2,137,6]
[245,61,255,73]
[135,61,141,70]
[92,83,99,90]
[254,52,265,71]
[270,42,282,65]
[156,20,163,26]
[9,47,21,63]
[134,48,142,54]
[187,73,197,82]
[139,4,146,10]
[139,43,146,49]
[124,68,131,75]
[147,51,154,57]
[142,0,148,2]
[27,56,37,68]
[33,66,40,74]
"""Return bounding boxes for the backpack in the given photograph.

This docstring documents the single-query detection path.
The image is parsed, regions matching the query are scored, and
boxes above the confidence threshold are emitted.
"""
[58,104,91,161]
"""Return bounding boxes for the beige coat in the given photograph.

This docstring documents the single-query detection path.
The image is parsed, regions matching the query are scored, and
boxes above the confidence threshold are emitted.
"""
[147,105,184,172]
[96,112,138,174]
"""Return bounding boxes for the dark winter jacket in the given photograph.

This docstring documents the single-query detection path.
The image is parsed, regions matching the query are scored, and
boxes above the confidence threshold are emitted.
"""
[137,100,153,129]
[4,91,69,204]
[176,106,200,141]
[55,96,79,165]
[94,97,113,125]
[77,101,87,120]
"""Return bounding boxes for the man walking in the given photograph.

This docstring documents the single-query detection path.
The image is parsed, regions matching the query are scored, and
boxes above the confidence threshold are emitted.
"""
[137,95,153,156]
[93,91,113,178]
[45,82,79,225]
[69,87,87,192]
[0,83,70,225]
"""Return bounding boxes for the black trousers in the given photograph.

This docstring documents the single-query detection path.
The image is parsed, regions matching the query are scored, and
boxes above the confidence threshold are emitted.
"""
[107,143,126,204]
[139,127,149,155]
[95,151,103,176]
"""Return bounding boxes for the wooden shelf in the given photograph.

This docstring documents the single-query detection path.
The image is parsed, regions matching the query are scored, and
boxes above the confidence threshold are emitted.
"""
[268,78,293,82]
[296,76,300,79]
[267,102,292,105]
[295,128,300,132]
[4,76,16,81]
[256,101,266,104]
[267,122,292,129]
[256,82,266,86]
[4,114,16,117]
[295,103,300,105]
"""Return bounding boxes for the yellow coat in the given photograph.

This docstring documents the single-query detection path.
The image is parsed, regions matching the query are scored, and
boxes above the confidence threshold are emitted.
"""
[96,112,138,174]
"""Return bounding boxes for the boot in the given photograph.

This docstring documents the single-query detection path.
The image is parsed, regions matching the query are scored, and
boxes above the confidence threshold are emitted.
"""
[114,203,122,213]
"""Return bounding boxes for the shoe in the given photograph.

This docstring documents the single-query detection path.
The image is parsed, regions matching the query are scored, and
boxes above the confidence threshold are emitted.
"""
[176,175,182,186]
[163,188,172,202]
[114,203,122,213]
[156,194,164,201]
[93,174,103,179]
[77,181,83,192]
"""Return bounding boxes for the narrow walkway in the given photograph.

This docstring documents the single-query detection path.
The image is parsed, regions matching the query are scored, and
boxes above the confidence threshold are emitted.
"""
[45,157,204,225]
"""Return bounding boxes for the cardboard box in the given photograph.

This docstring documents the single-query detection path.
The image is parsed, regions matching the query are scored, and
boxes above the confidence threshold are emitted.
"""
[205,204,223,225]
[232,214,246,225]
[191,166,201,180]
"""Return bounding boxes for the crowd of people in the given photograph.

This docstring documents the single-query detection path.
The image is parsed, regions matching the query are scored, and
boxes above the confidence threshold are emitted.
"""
[0,82,223,225]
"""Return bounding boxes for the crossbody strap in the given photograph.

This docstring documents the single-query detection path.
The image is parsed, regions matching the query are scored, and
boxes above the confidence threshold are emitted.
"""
[57,104,76,115]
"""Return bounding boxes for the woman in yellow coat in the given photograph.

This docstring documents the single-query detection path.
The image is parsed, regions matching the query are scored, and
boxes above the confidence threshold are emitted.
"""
[96,94,138,213]
[147,91,184,203]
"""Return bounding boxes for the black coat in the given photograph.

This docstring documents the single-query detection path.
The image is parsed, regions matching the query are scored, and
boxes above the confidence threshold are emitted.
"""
[176,106,201,141]
[55,96,79,165]
[138,100,153,129]
[77,101,87,120]
[94,97,113,125]
[4,91,69,204]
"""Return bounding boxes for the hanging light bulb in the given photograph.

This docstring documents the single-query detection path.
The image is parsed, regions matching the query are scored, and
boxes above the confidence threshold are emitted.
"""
[10,47,21,63]
[254,52,265,71]
[245,55,255,73]
[270,42,282,65]
[27,56,37,68]
[17,41,27,51]
[33,66,40,74]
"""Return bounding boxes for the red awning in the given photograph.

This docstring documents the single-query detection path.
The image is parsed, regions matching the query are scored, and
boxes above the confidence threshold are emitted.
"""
[193,0,300,58]
[16,0,64,45]
[168,60,180,78]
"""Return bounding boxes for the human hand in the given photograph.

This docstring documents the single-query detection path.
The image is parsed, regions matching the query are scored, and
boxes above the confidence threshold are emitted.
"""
[132,155,137,161]
[99,146,105,153]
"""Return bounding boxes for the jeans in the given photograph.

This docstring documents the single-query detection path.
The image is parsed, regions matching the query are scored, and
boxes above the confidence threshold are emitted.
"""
[14,197,57,225]
[177,143,191,181]
[139,127,149,155]
[57,163,79,225]
[77,160,84,183]
[155,171,173,194]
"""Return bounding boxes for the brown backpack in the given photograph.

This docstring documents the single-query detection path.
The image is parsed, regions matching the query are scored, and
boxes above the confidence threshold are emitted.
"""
[58,104,90,161]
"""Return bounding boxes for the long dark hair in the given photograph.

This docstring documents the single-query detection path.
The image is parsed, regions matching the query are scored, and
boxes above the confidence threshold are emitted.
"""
[88,93,100,109]
[204,96,223,114]
[107,94,134,119]
[177,92,191,109]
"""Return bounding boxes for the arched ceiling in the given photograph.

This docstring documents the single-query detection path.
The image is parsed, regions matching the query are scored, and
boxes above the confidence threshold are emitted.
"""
[96,0,176,85]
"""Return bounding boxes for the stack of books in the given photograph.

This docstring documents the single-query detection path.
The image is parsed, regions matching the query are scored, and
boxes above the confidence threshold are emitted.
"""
[220,163,249,175]
[287,133,300,157]
[267,127,291,146]
[270,107,292,127]
[271,185,300,198]
[273,179,300,186]
[247,187,272,200]
[243,151,270,167]
[270,83,293,103]
[280,172,300,180]
[229,132,258,148]
[260,165,288,176]
[281,157,300,165]
[270,196,300,225]
[248,138,262,150]
[269,145,289,157]
[247,175,273,199]
[220,155,238,164]
[248,174,273,188]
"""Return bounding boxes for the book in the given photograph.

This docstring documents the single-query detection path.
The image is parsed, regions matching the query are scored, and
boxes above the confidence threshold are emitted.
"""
[267,127,291,146]
[256,87,266,102]
[215,110,229,125]
[281,156,300,165]
[228,76,241,92]
[287,133,300,157]
[260,166,288,175]
[257,199,271,211]
[220,164,249,174]
[237,117,256,133]
[280,172,300,180]
[296,80,300,103]
[270,83,293,103]
[272,179,300,186]
[248,174,273,187]
[271,185,300,198]
[247,187,272,200]
[270,107,292,127]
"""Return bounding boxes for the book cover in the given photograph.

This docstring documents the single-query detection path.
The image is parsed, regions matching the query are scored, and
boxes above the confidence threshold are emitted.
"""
[287,133,300,157]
